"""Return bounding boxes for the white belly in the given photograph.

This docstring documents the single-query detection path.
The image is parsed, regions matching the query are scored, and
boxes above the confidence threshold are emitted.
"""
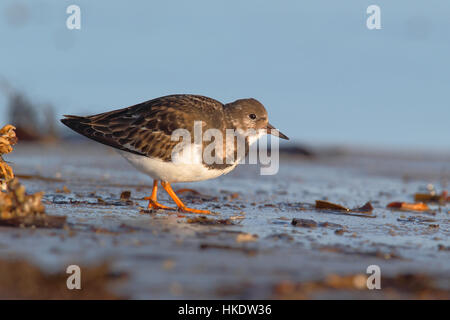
[117,150,237,183]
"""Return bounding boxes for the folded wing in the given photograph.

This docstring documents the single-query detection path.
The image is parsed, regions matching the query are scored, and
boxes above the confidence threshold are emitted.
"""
[61,94,224,161]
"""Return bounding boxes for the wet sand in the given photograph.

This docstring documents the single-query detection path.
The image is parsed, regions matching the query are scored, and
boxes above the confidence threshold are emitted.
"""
[0,142,449,299]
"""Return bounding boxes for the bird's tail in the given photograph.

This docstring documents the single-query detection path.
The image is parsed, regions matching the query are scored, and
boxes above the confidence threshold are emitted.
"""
[60,114,135,154]
[60,115,93,137]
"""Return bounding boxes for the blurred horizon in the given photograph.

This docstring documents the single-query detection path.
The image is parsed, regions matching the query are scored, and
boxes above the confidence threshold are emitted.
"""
[1,0,449,152]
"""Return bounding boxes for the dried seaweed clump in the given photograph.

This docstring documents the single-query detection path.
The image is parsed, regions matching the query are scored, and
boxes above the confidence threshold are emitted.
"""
[0,124,44,219]
[0,125,65,228]
[0,179,45,220]
[0,178,66,228]
[0,124,18,182]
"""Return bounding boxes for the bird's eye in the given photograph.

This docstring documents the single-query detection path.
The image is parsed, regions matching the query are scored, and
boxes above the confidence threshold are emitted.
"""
[249,113,257,120]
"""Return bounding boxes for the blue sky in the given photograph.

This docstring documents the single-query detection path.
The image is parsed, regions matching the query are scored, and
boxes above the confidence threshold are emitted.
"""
[1,0,449,150]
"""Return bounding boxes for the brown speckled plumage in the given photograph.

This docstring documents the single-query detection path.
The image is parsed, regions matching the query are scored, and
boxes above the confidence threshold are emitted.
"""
[62,95,223,160]
[61,94,287,170]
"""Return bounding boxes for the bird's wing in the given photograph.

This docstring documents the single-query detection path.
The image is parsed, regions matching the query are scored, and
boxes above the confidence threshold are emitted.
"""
[61,94,224,161]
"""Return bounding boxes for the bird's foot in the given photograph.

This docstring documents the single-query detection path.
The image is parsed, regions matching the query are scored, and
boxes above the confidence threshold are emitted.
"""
[177,206,211,215]
[144,197,176,211]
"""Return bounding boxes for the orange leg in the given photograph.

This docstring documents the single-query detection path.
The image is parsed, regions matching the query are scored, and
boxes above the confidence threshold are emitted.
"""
[144,180,175,211]
[161,181,211,214]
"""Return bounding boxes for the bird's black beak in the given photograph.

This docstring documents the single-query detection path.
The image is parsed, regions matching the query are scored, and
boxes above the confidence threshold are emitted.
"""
[266,123,289,140]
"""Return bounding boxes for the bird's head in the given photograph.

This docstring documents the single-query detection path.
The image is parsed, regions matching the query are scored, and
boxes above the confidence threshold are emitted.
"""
[225,98,289,141]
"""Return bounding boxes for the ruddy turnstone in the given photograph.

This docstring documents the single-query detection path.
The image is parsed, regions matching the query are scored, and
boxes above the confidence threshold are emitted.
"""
[61,94,288,214]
